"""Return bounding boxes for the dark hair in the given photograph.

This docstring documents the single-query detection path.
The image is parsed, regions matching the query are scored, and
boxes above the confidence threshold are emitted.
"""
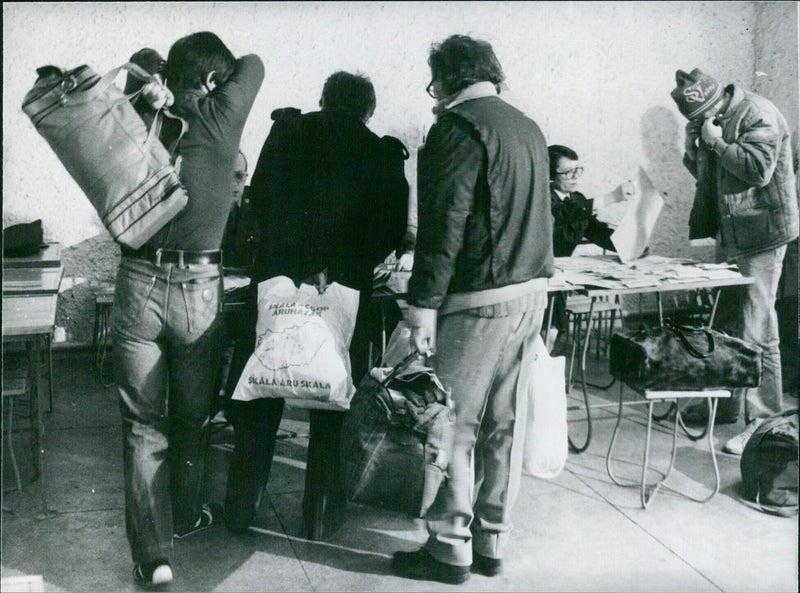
[319,71,376,122]
[548,145,579,180]
[166,32,235,91]
[428,34,505,97]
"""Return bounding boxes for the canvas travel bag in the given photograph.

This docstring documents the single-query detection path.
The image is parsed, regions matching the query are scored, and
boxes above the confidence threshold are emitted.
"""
[740,409,799,517]
[609,323,762,391]
[340,323,454,518]
[22,62,188,249]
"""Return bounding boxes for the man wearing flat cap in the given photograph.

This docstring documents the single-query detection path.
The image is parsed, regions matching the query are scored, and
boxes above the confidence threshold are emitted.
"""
[671,68,798,455]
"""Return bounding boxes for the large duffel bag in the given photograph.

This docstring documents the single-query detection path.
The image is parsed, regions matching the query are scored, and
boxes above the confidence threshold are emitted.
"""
[340,350,453,518]
[609,323,761,391]
[22,62,187,249]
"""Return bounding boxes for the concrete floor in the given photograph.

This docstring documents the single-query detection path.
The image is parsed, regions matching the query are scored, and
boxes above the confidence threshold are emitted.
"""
[1,348,797,592]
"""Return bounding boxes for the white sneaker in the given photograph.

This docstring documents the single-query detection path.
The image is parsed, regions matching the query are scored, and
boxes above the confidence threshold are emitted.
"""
[722,419,764,455]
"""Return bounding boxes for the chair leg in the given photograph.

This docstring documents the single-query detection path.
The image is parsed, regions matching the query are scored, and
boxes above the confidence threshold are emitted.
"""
[2,389,24,512]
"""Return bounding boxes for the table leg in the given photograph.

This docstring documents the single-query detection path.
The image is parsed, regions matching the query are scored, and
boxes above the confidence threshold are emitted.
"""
[28,337,50,517]
[46,333,54,413]
[568,298,595,453]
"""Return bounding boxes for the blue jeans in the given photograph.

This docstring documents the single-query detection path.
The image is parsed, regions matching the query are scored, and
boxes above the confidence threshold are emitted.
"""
[111,256,224,564]
[424,305,545,566]
[736,245,788,422]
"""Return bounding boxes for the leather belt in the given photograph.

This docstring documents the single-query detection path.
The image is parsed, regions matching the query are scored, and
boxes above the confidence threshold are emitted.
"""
[122,246,222,266]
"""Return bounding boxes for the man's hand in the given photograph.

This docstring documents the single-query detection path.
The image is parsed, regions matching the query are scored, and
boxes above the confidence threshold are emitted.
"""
[396,252,414,272]
[140,77,174,111]
[684,120,701,156]
[410,324,436,356]
[701,117,723,145]
[407,305,437,356]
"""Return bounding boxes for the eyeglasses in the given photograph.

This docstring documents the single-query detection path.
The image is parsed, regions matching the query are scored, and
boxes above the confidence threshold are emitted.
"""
[555,166,584,180]
[234,171,248,182]
[426,80,436,99]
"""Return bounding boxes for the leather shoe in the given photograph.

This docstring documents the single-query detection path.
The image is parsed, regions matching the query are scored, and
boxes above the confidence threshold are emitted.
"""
[472,552,502,576]
[392,548,470,584]
[680,401,738,425]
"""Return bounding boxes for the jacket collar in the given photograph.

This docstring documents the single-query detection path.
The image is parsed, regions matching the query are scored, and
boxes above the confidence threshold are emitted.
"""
[433,81,498,115]
[717,84,744,122]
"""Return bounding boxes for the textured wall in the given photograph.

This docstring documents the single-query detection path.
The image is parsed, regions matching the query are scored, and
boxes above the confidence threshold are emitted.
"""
[3,2,796,343]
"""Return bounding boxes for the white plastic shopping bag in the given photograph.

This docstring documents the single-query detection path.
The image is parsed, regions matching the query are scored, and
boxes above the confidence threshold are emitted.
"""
[522,334,568,478]
[231,276,360,410]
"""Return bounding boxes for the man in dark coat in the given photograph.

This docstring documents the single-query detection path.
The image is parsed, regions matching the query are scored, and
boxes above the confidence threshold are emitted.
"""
[546,144,616,350]
[224,71,409,540]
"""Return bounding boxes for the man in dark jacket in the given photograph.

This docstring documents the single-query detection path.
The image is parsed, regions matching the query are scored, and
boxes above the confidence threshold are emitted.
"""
[672,68,799,455]
[225,71,409,540]
[546,144,616,350]
[392,35,552,585]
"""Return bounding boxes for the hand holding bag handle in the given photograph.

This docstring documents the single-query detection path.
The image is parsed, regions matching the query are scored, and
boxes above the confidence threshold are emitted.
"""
[119,61,188,157]
[373,351,425,422]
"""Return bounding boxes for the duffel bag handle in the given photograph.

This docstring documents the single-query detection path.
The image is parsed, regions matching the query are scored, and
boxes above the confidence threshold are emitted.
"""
[666,323,715,359]
[380,351,425,387]
[371,351,425,424]
[108,62,187,157]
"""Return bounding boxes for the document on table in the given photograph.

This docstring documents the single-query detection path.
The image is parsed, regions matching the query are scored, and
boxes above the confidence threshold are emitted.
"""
[610,167,664,263]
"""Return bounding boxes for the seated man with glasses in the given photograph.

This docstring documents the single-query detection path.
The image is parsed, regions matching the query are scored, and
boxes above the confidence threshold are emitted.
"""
[221,150,252,268]
[546,144,616,350]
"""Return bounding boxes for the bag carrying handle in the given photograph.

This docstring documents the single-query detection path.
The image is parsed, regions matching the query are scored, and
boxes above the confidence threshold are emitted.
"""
[664,323,715,359]
[380,351,425,387]
[103,62,187,157]
[371,351,425,423]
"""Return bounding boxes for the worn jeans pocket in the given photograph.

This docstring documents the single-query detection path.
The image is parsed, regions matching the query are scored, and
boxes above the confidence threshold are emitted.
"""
[180,276,221,334]
[111,269,157,331]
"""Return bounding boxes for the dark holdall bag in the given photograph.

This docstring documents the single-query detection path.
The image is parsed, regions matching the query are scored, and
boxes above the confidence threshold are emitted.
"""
[740,409,799,517]
[609,323,762,391]
[3,219,43,257]
[22,62,188,249]
[340,352,453,518]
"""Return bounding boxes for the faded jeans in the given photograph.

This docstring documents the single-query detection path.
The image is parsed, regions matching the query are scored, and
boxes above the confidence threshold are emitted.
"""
[425,305,544,566]
[735,244,788,423]
[111,256,224,564]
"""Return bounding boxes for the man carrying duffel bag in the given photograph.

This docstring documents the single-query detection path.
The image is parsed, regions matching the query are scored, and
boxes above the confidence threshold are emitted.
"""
[110,34,263,587]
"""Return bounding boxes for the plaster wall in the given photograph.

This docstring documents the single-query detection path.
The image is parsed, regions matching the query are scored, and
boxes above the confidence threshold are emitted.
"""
[3,1,796,343]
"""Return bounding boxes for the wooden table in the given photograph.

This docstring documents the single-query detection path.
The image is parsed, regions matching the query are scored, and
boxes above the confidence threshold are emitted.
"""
[562,255,755,453]
[3,242,61,268]
[2,294,58,517]
[3,266,64,295]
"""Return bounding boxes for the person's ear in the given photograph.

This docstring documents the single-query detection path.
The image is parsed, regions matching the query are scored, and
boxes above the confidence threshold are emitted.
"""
[204,71,217,92]
[363,106,375,124]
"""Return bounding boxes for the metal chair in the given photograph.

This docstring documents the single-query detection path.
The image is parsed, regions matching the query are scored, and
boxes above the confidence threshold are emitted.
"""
[606,384,730,509]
